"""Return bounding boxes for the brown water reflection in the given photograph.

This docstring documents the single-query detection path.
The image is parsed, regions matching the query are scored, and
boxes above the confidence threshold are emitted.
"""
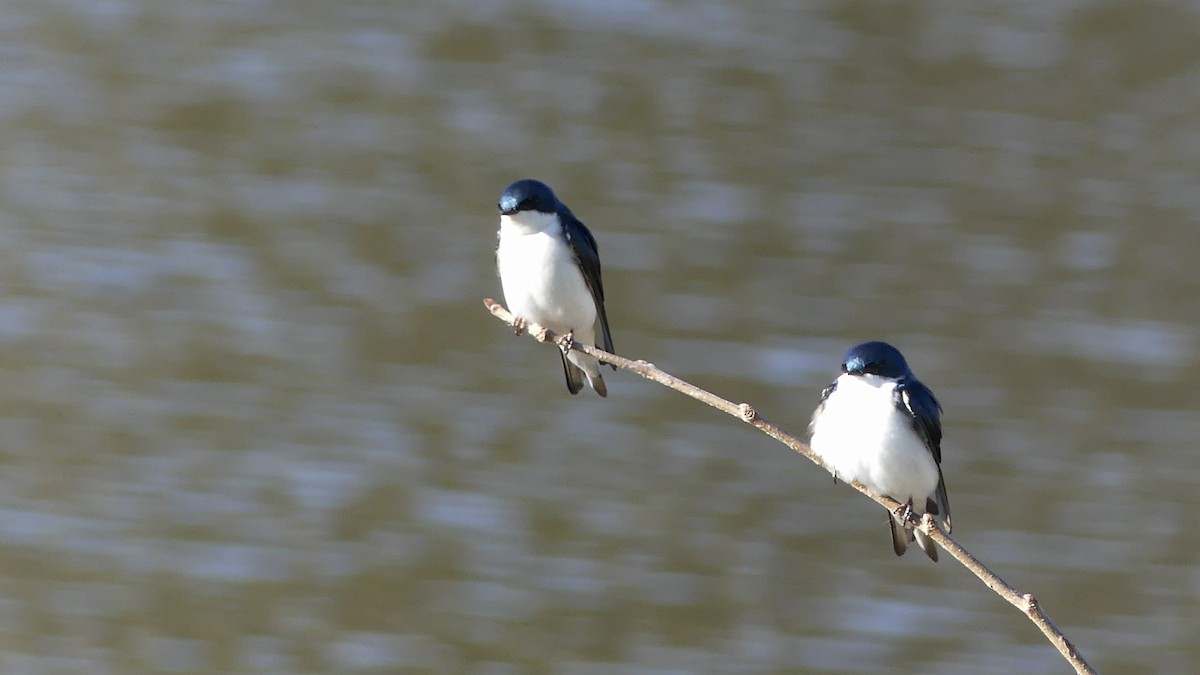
[0,1,1197,673]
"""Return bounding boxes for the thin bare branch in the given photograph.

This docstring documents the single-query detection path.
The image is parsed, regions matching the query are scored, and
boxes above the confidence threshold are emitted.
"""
[485,298,1096,675]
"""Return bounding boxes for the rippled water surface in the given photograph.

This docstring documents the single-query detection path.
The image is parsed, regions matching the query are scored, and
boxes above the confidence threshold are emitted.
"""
[1,1,1198,673]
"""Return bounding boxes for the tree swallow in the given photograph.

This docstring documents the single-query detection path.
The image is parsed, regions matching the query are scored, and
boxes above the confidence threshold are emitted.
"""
[495,179,615,397]
[808,341,952,561]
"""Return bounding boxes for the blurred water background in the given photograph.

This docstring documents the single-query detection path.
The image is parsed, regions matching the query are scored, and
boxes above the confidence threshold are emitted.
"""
[0,0,1197,673]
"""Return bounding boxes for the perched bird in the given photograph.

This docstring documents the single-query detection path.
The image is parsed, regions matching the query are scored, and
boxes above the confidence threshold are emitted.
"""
[495,179,615,397]
[809,341,951,561]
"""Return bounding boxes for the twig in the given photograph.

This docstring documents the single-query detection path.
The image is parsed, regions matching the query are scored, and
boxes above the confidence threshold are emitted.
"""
[485,298,1096,675]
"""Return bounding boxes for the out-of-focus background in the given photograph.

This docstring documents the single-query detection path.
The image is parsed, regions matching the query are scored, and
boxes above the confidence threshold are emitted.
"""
[0,0,1196,673]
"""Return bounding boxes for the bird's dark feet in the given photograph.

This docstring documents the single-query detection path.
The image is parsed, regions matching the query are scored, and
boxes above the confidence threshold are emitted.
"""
[893,498,915,523]
[512,316,528,336]
[555,329,575,355]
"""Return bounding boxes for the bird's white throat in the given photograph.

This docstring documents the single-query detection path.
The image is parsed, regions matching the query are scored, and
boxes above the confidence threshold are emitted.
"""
[500,211,559,237]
